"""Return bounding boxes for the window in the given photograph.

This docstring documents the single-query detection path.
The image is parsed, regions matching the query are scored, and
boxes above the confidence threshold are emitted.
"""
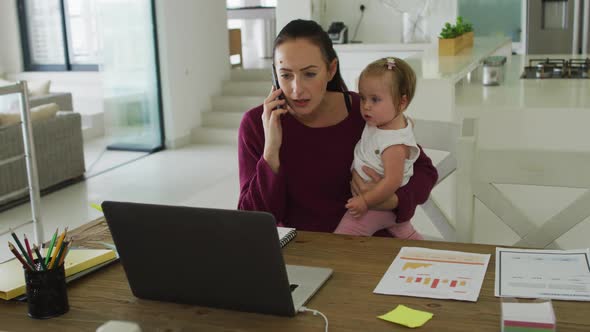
[18,0,100,71]
[64,0,100,66]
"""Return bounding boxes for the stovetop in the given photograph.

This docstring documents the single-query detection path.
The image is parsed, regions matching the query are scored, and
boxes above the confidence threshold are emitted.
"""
[521,58,590,79]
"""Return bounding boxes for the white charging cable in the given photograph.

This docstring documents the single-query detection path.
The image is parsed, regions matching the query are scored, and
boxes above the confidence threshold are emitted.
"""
[298,306,329,332]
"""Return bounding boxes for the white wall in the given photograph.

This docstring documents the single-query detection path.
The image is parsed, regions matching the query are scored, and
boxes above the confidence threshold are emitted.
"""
[279,0,458,44]
[155,0,230,148]
[328,0,458,43]
[276,0,313,33]
[0,0,23,74]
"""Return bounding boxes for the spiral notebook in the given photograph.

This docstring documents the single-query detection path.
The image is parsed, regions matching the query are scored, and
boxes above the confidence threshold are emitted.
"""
[277,226,297,247]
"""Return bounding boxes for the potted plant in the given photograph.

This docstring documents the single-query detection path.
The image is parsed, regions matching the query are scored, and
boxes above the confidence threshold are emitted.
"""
[463,22,474,47]
[458,16,474,48]
[438,17,474,55]
[438,22,461,56]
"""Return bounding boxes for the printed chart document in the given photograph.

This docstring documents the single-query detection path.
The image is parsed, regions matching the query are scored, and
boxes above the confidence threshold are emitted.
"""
[374,247,490,302]
[495,247,590,301]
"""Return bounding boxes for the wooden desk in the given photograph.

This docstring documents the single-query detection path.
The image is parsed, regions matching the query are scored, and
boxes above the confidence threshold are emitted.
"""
[1,218,589,331]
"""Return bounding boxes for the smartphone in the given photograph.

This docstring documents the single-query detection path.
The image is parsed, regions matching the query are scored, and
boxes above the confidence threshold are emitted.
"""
[271,64,285,102]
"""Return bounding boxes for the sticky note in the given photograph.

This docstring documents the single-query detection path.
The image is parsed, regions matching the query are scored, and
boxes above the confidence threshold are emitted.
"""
[91,203,103,212]
[378,305,433,328]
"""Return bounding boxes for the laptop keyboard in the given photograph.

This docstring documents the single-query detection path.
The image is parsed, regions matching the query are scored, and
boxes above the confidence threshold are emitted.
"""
[290,284,299,292]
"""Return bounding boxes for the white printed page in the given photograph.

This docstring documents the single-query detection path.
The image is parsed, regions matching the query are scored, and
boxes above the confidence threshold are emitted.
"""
[495,248,590,301]
[374,247,491,302]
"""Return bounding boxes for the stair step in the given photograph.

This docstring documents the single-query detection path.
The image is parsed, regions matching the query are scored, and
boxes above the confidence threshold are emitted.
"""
[191,127,238,145]
[211,96,262,112]
[222,81,270,96]
[202,111,243,129]
[198,69,270,144]
[230,68,272,81]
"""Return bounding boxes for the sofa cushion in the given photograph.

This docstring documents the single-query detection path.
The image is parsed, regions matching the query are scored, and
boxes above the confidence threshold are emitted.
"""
[0,78,14,86]
[0,102,60,126]
[28,80,51,97]
[0,79,52,96]
[0,81,20,113]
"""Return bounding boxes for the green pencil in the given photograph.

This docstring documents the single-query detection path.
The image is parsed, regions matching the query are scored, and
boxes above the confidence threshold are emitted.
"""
[45,228,59,266]
[9,229,34,268]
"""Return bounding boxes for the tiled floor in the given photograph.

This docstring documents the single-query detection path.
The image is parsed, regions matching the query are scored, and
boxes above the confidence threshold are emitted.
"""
[0,144,240,262]
[83,136,149,178]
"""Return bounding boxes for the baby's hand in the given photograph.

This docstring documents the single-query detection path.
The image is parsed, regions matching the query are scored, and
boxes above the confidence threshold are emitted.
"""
[346,196,368,218]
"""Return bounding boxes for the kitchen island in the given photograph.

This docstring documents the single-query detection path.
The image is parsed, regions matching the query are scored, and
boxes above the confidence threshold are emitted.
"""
[405,36,512,122]
[451,54,590,249]
[334,36,511,117]
[456,54,590,119]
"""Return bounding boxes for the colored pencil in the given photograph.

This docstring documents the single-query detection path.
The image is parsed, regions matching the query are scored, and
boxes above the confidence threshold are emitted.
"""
[10,229,34,268]
[45,228,59,266]
[24,234,34,266]
[33,245,47,271]
[57,240,72,267]
[49,227,68,269]
[52,240,68,269]
[8,242,33,271]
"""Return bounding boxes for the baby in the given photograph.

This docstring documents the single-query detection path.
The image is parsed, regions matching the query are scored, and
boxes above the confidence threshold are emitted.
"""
[334,57,423,240]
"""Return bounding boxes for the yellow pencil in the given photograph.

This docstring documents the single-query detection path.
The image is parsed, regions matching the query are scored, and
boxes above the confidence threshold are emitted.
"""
[58,239,73,266]
[49,227,68,269]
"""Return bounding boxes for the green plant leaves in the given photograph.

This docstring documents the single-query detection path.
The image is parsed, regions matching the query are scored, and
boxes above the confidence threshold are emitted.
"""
[439,16,473,39]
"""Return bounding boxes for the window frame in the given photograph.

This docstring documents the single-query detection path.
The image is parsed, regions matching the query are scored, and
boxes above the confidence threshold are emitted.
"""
[17,0,99,72]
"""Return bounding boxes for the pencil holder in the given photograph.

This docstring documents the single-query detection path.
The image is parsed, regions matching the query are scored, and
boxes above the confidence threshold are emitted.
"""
[24,260,69,319]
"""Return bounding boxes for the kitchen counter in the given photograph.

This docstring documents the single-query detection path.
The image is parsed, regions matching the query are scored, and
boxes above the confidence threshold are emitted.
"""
[451,55,590,250]
[407,36,513,83]
[406,37,513,122]
[334,37,512,122]
[456,54,590,117]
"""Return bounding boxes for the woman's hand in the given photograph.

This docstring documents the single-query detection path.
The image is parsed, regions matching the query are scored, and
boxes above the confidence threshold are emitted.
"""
[351,167,399,210]
[262,86,289,173]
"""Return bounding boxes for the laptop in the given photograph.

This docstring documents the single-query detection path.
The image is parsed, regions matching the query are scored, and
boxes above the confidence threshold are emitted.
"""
[101,201,332,316]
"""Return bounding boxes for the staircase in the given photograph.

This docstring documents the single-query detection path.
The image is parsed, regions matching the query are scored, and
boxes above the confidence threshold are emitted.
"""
[192,68,271,145]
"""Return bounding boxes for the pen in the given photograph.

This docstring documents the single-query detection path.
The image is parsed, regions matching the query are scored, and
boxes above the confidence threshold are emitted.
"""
[10,229,34,269]
[33,245,47,271]
[8,242,33,271]
[45,228,59,266]
[24,234,34,267]
[49,227,68,269]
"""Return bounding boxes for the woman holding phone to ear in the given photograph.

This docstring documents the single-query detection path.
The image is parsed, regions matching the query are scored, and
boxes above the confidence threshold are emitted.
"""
[238,19,438,236]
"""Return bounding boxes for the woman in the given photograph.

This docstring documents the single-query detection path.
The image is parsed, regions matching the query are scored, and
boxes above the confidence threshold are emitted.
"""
[238,19,438,236]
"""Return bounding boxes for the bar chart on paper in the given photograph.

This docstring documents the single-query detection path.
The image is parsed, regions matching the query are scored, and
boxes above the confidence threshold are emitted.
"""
[374,247,491,301]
